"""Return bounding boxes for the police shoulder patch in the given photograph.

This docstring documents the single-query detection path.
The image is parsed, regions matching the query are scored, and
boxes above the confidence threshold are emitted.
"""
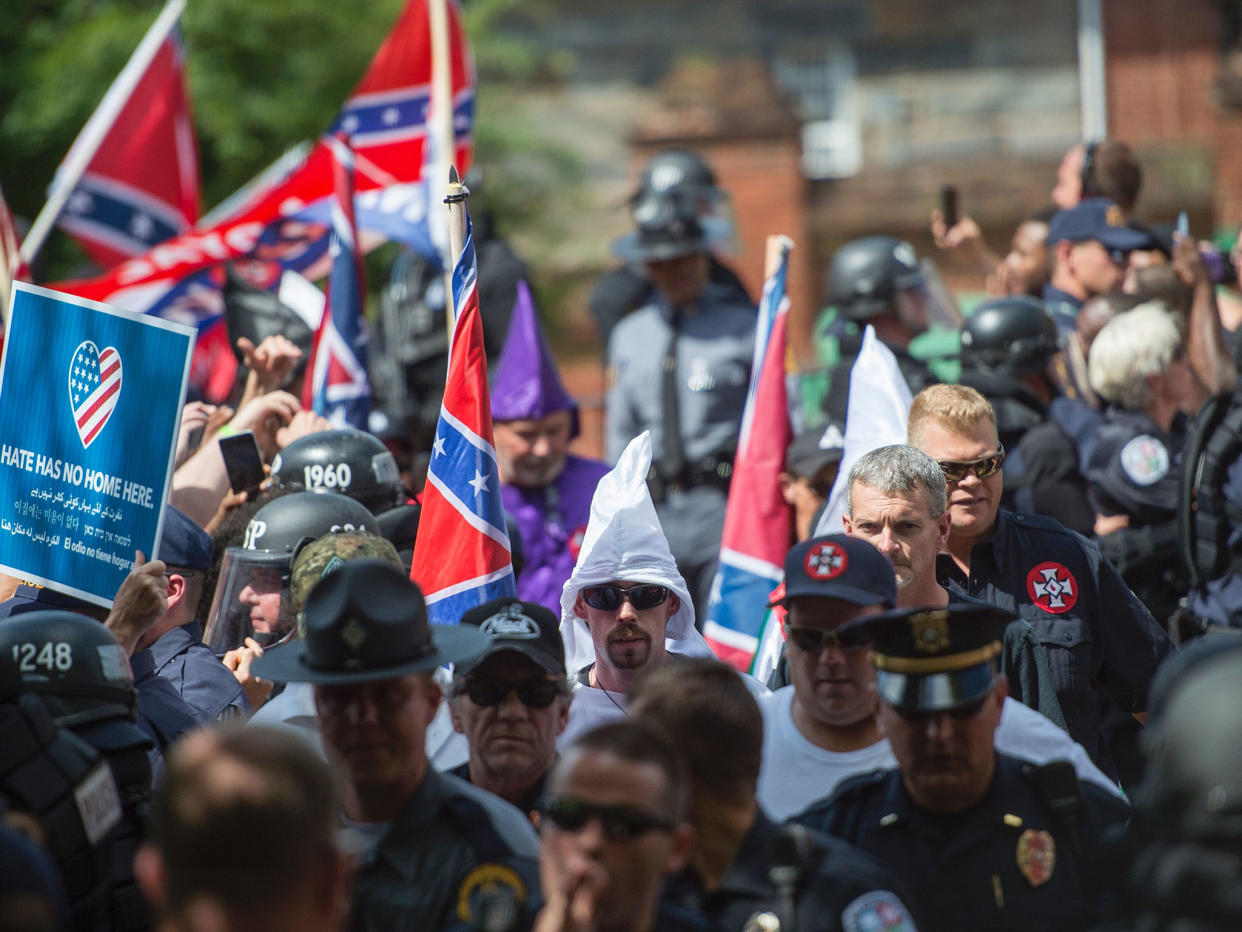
[455,862,527,923]
[841,890,918,932]
[1119,434,1169,487]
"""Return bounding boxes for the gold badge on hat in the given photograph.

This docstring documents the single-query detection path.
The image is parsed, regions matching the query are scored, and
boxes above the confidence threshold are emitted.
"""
[909,611,950,654]
[1106,204,1124,227]
[340,619,367,653]
[1016,829,1056,886]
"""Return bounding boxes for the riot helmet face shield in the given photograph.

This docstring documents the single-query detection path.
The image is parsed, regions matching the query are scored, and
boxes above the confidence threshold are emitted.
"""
[202,548,297,655]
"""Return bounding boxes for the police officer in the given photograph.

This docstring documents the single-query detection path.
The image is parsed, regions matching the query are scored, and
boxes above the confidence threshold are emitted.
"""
[634,656,921,932]
[269,428,419,558]
[812,235,960,429]
[1086,303,1195,626]
[0,652,120,932]
[606,188,755,616]
[0,613,157,932]
[958,296,1095,533]
[250,558,538,929]
[202,490,379,656]
[588,147,750,349]
[132,505,251,721]
[794,603,1130,932]
[908,383,1174,780]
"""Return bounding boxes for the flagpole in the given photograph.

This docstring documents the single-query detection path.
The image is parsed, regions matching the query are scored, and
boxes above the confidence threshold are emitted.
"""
[444,166,470,344]
[428,0,459,348]
[20,0,187,268]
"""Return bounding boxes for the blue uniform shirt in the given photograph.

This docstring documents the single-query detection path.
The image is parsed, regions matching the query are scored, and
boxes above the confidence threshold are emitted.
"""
[1085,408,1183,525]
[794,754,1129,932]
[129,648,208,772]
[149,621,252,721]
[936,509,1173,775]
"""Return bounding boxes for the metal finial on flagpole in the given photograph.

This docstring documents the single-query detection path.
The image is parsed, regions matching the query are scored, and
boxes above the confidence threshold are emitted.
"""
[443,166,471,346]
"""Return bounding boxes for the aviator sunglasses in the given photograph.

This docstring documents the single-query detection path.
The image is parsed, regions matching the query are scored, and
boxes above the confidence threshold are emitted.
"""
[581,584,670,612]
[936,446,1005,483]
[458,677,565,709]
[538,795,675,842]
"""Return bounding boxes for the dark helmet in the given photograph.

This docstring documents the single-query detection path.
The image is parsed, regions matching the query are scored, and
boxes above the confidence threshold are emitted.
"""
[270,429,405,514]
[1137,649,1242,842]
[960,297,1060,378]
[0,611,136,728]
[827,236,926,320]
[203,491,381,654]
[633,147,719,201]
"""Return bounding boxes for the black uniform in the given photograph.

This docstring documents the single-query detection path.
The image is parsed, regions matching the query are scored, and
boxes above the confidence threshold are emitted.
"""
[935,509,1174,777]
[794,754,1130,932]
[661,809,921,932]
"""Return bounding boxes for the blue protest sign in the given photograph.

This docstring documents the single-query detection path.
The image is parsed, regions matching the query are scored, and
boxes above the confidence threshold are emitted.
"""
[0,282,194,606]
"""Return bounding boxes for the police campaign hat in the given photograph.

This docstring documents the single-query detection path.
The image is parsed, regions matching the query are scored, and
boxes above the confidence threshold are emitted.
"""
[1046,199,1152,252]
[456,598,566,677]
[611,189,726,263]
[776,534,897,608]
[843,603,1014,713]
[250,559,489,685]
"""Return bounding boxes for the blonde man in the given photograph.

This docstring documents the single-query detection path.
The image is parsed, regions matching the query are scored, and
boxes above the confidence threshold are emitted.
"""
[907,383,1173,784]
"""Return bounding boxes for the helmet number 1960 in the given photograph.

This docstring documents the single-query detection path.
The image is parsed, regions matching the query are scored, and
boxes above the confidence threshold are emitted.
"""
[304,463,352,491]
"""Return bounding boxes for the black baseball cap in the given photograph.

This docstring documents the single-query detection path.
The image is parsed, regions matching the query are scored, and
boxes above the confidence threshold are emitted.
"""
[775,535,896,608]
[785,423,844,479]
[841,602,1015,713]
[457,598,566,676]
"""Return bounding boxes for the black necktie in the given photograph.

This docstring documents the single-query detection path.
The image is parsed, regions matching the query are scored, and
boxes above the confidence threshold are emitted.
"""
[658,310,685,482]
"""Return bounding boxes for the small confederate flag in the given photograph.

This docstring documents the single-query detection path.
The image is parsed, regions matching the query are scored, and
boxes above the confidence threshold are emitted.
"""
[410,214,516,624]
[302,134,371,428]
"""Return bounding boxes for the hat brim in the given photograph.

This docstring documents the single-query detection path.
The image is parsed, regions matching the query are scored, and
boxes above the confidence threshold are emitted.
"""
[611,231,711,264]
[1095,226,1154,252]
[875,664,997,713]
[457,643,565,678]
[250,624,490,685]
[777,579,894,608]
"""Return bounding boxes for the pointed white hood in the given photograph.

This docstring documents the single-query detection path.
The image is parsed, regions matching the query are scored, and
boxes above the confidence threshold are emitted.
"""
[559,432,709,675]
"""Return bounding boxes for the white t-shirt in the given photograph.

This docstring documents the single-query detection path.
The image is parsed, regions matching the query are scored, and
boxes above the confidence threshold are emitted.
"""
[757,687,1122,820]
[558,667,771,751]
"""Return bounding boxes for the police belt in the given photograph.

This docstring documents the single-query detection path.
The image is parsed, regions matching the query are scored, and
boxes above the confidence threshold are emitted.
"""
[647,452,734,502]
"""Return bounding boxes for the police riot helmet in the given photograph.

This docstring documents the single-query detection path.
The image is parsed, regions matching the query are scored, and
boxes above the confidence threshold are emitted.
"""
[827,236,926,320]
[0,611,136,728]
[270,429,405,514]
[960,297,1060,378]
[203,491,380,654]
[633,148,719,201]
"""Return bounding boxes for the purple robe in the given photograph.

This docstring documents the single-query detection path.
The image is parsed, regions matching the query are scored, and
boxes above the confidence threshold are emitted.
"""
[502,454,610,614]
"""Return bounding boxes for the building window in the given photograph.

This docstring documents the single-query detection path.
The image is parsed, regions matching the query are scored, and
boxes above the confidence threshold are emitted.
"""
[772,44,861,179]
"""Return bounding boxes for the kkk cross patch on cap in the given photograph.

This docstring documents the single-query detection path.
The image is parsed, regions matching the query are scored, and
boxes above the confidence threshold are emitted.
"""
[804,541,848,580]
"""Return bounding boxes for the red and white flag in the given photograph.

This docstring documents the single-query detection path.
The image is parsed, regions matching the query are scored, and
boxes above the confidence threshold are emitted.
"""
[54,0,199,269]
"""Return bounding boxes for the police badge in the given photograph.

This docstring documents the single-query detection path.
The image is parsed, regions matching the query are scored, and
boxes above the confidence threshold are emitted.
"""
[1016,829,1056,886]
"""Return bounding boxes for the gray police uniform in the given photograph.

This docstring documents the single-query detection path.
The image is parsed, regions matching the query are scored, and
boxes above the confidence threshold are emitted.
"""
[149,621,252,721]
[606,281,754,613]
[348,767,540,931]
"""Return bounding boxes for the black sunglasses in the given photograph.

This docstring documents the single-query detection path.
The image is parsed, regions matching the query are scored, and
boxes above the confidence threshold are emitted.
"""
[459,677,564,709]
[786,624,868,654]
[936,446,1005,483]
[581,584,670,612]
[538,795,675,842]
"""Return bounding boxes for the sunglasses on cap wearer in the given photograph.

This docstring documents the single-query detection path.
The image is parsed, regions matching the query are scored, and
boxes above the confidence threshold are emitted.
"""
[537,795,676,842]
[581,584,670,612]
[457,677,566,709]
[786,624,868,655]
[936,446,1005,483]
